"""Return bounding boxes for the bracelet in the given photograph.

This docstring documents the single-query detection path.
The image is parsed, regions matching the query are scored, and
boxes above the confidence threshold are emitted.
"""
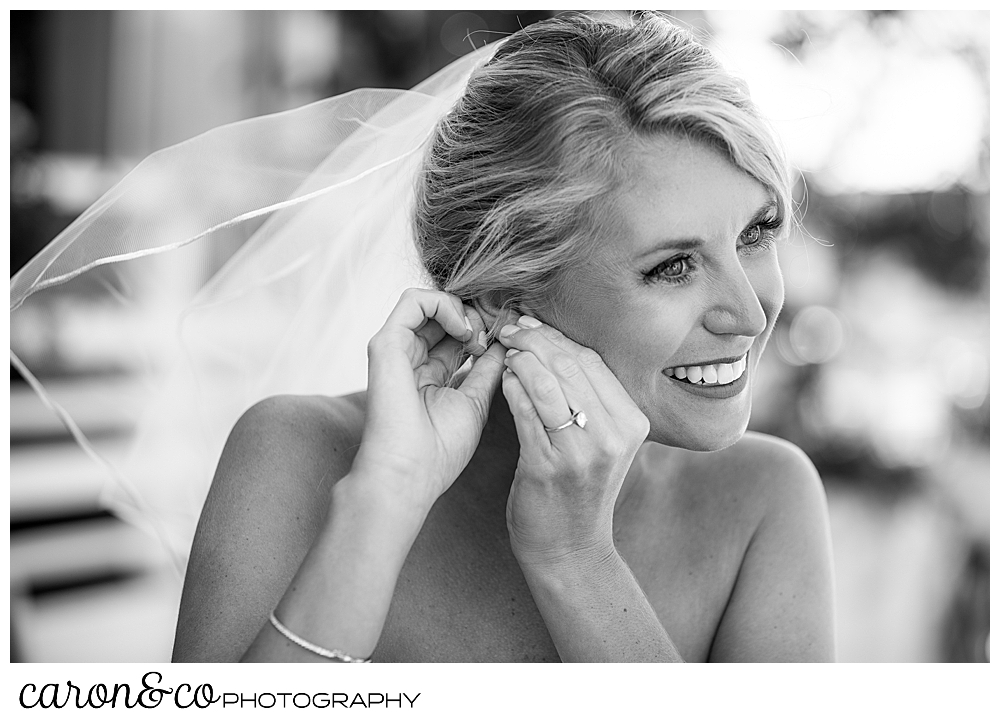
[268,611,372,663]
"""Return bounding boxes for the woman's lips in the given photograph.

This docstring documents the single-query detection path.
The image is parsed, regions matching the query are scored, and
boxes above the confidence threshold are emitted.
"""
[663,353,750,399]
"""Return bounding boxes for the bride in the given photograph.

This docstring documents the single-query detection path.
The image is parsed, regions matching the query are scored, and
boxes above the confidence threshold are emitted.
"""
[170,12,835,662]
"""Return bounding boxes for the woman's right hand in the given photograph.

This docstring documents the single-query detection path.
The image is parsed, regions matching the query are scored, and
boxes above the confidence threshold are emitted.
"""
[352,288,507,508]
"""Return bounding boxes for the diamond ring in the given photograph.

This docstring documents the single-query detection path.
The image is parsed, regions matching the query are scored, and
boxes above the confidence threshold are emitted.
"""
[544,409,588,433]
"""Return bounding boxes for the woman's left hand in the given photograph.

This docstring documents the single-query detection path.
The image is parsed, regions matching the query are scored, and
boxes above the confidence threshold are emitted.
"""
[498,315,650,569]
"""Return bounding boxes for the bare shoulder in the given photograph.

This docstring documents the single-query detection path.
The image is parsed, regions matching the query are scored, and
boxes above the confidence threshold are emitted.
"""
[232,392,367,462]
[699,432,836,661]
[726,432,823,496]
[702,429,819,480]
[172,392,367,662]
[203,391,367,526]
[713,431,824,507]
[620,433,832,661]
[640,431,825,532]
[733,431,818,475]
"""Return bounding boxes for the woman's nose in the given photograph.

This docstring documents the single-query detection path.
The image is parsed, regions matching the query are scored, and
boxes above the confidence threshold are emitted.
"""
[702,264,768,338]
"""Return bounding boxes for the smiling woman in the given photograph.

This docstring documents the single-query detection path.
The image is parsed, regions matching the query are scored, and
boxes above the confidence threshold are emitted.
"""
[13,12,835,663]
[553,134,785,451]
[169,13,833,663]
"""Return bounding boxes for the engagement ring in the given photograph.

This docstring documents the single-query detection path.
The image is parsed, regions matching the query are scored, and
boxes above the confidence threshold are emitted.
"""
[544,409,588,433]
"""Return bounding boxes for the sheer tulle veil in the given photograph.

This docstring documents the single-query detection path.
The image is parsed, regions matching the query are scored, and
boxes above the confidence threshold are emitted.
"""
[10,42,499,572]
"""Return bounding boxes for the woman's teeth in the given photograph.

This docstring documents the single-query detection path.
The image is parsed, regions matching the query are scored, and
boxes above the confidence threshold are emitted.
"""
[666,356,746,386]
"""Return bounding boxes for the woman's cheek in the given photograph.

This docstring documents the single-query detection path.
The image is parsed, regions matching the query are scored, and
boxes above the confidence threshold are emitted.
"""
[752,253,785,341]
[603,331,675,404]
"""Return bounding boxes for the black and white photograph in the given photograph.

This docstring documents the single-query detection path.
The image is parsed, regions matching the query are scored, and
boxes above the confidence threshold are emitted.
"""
[9,7,989,678]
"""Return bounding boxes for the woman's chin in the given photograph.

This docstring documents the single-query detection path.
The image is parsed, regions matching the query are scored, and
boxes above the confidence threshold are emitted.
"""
[633,383,754,451]
[646,416,749,452]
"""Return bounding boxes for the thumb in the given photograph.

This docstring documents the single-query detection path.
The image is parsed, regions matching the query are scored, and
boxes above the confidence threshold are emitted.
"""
[458,342,506,422]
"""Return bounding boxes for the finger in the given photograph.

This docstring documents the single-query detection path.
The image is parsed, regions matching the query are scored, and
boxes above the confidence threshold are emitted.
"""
[416,336,466,390]
[503,350,573,430]
[384,288,472,349]
[526,321,649,437]
[368,289,471,412]
[371,289,470,376]
[501,315,630,414]
[414,304,485,364]
[458,342,506,422]
[464,305,489,356]
[498,321,607,419]
[501,367,551,453]
[414,319,448,363]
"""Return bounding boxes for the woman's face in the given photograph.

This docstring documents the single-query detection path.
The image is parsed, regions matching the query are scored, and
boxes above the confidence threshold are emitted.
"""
[545,134,785,451]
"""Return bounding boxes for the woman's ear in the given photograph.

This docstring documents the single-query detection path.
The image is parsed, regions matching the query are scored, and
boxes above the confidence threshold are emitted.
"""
[472,292,502,326]
[472,293,520,341]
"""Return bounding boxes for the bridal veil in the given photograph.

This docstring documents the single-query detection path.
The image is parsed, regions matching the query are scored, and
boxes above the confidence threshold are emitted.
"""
[10,41,498,572]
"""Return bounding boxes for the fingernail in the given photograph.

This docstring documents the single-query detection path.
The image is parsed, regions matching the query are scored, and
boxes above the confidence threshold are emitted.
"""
[478,331,488,349]
[500,324,519,338]
[464,316,473,337]
[506,348,519,357]
[518,315,542,329]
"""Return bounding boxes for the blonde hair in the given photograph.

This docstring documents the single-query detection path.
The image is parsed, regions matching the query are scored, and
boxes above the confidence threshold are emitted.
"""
[414,12,790,322]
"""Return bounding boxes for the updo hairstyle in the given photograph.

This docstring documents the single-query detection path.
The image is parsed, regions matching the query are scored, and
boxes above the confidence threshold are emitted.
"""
[414,12,790,326]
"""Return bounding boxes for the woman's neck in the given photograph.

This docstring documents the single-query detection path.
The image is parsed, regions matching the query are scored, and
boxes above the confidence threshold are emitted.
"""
[481,382,519,449]
[446,384,521,512]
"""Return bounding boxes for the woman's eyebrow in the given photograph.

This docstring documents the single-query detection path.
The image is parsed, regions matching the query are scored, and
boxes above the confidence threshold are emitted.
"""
[744,199,780,226]
[635,200,779,260]
[636,238,703,260]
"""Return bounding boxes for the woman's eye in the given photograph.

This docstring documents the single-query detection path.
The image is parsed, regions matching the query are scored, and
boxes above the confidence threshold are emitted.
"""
[646,255,691,283]
[738,218,781,251]
[661,258,688,276]
[740,224,763,246]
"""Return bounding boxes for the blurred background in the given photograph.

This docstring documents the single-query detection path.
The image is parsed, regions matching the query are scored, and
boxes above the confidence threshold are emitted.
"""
[9,10,989,662]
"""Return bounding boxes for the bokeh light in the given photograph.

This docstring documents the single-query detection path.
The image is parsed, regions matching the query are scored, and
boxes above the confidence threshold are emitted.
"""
[707,9,988,193]
[787,305,845,365]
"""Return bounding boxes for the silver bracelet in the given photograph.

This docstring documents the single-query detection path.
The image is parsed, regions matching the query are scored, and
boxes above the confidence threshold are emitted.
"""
[268,611,372,663]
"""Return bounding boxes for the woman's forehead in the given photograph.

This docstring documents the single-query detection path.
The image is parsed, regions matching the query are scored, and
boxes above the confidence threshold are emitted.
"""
[601,134,772,254]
